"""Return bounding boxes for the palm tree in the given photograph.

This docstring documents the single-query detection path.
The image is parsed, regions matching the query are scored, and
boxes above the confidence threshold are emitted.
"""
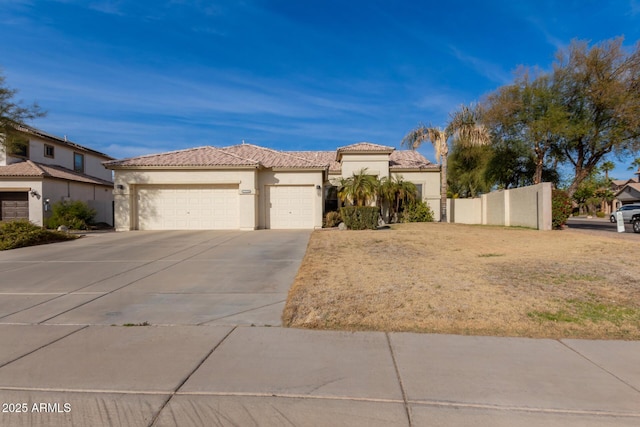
[377,175,417,222]
[401,104,490,222]
[336,168,378,207]
[600,161,615,182]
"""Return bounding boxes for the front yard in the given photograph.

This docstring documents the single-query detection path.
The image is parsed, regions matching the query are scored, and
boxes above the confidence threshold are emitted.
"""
[283,223,640,339]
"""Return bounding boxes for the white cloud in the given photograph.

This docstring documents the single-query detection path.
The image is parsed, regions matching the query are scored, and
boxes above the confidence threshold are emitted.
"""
[448,46,512,85]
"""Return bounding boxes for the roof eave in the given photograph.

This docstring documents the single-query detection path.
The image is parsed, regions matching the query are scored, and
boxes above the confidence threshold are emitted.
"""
[271,166,328,172]
[105,165,259,170]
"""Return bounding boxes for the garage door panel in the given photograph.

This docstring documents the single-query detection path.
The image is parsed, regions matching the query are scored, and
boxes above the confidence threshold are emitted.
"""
[266,186,313,229]
[137,185,238,230]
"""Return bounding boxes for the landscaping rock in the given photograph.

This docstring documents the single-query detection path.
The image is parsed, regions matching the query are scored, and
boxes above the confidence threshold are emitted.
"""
[338,222,347,230]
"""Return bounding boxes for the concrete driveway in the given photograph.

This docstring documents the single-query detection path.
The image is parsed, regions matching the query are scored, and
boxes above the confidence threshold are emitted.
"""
[1,231,640,426]
[0,230,311,327]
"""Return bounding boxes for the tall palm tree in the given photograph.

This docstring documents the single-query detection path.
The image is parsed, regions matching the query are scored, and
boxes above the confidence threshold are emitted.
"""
[401,104,490,222]
[600,161,615,182]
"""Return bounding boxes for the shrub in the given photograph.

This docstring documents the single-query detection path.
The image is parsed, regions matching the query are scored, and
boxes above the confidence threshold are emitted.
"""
[324,211,341,228]
[0,220,75,250]
[339,206,380,230]
[46,200,96,230]
[400,200,435,223]
[552,189,572,229]
[596,211,605,218]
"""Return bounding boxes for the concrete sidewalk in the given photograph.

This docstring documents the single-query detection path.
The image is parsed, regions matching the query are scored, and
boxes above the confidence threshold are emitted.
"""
[0,325,639,426]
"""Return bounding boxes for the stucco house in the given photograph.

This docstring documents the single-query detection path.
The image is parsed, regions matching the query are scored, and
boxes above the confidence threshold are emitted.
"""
[104,142,440,231]
[0,125,115,226]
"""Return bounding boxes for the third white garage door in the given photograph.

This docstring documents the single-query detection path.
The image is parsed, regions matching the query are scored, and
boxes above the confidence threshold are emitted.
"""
[266,185,314,229]
[136,184,239,230]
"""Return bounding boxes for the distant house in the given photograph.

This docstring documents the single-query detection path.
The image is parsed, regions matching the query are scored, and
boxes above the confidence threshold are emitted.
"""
[0,125,114,226]
[612,171,640,207]
[104,142,440,231]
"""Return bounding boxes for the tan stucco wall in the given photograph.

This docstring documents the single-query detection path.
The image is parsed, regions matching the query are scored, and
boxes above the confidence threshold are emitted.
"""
[42,180,114,226]
[26,137,113,182]
[447,198,482,224]
[258,170,324,229]
[112,169,258,231]
[0,180,44,226]
[445,183,552,230]
[340,153,391,178]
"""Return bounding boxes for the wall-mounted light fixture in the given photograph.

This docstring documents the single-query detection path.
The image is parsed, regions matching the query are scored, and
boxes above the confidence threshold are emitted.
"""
[116,184,125,190]
[29,189,40,197]
[316,185,322,190]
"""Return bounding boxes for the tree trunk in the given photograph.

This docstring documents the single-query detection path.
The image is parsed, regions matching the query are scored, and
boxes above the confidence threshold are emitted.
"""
[566,167,590,198]
[440,152,448,222]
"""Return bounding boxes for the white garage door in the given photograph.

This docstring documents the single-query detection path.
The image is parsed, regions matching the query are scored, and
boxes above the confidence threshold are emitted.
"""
[136,185,239,230]
[266,185,314,229]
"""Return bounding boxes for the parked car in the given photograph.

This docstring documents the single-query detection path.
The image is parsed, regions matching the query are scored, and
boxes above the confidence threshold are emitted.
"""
[633,213,640,233]
[609,204,640,223]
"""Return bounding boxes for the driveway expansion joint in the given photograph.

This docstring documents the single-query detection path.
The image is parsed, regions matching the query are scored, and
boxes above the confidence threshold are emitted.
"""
[0,325,88,369]
[408,399,640,419]
[385,332,413,426]
[148,325,238,427]
[558,339,640,395]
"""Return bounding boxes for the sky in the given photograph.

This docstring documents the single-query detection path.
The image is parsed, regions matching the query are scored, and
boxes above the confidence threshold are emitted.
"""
[1,0,639,181]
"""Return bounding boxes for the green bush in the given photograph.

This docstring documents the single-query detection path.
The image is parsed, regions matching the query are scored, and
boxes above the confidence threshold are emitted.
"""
[324,211,342,228]
[400,200,435,223]
[339,206,380,230]
[596,211,605,218]
[0,220,75,250]
[552,189,572,229]
[46,200,96,230]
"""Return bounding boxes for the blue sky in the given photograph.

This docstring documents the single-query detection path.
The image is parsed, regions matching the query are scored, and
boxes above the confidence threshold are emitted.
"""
[1,0,639,180]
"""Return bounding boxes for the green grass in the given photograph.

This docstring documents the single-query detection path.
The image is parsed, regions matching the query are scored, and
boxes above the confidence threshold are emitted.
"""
[478,253,505,258]
[0,220,76,250]
[528,299,640,326]
[122,321,151,327]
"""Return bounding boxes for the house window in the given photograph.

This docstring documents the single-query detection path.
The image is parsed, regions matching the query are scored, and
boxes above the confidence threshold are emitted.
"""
[324,185,339,212]
[73,152,84,173]
[414,184,423,200]
[44,144,55,158]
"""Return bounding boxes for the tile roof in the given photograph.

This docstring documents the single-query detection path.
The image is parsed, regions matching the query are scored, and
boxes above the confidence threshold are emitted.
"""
[221,143,326,168]
[0,160,113,185]
[336,142,395,152]
[616,182,640,195]
[104,146,259,168]
[103,143,436,172]
[288,151,341,172]
[389,150,438,170]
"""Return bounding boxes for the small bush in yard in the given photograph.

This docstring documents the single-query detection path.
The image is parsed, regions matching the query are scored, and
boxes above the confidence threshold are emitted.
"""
[0,220,75,250]
[340,206,380,230]
[400,200,434,223]
[46,200,96,230]
[324,211,341,228]
[552,189,572,229]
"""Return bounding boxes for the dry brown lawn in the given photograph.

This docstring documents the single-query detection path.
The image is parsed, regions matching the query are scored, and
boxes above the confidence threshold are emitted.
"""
[282,223,640,339]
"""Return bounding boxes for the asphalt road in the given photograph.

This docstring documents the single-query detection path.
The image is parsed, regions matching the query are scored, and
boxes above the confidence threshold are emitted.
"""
[566,217,636,234]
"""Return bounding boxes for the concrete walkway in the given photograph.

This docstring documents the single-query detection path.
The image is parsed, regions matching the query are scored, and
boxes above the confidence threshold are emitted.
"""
[1,232,639,426]
[0,325,639,426]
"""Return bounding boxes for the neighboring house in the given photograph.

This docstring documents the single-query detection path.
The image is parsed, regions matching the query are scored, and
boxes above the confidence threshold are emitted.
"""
[612,171,640,207]
[104,142,440,231]
[0,125,115,226]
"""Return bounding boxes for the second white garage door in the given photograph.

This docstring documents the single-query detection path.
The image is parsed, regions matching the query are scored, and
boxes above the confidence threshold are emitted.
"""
[266,185,314,229]
[137,184,239,230]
